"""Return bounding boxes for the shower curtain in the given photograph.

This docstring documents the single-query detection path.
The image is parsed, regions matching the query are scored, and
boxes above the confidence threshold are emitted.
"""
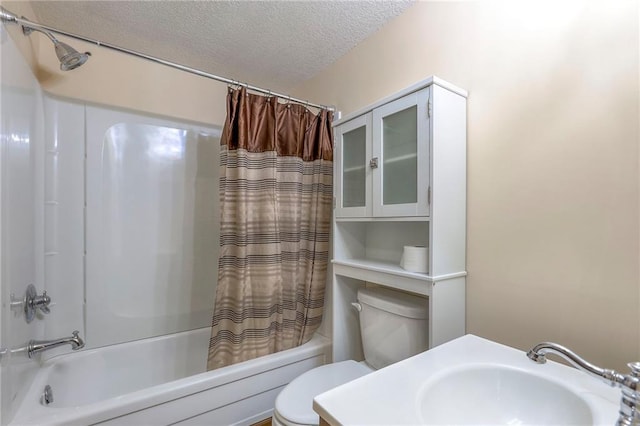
[207,87,333,370]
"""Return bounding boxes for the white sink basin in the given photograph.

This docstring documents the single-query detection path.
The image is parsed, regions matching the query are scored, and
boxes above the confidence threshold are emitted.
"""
[313,335,620,425]
[418,364,593,425]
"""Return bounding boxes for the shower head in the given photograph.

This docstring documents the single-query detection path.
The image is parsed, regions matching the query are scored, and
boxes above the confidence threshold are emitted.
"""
[52,38,89,71]
[22,25,90,71]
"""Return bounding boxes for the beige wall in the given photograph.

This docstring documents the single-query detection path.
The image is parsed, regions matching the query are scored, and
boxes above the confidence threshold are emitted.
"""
[293,1,640,370]
[34,36,228,126]
[3,1,638,370]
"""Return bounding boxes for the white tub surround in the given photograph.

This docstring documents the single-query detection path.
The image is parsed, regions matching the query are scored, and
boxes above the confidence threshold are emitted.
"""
[0,24,46,425]
[11,328,330,425]
[314,335,620,426]
[85,105,220,349]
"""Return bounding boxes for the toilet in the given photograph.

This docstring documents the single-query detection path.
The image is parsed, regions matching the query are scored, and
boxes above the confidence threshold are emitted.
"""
[272,287,429,426]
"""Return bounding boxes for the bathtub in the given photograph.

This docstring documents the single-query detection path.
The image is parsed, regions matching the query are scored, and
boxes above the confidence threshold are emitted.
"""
[9,328,331,425]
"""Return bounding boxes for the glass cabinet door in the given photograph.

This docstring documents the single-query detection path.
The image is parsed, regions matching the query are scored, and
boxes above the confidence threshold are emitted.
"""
[335,113,371,217]
[372,88,430,217]
[382,105,417,206]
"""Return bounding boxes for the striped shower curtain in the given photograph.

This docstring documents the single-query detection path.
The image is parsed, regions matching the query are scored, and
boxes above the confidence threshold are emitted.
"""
[207,87,333,370]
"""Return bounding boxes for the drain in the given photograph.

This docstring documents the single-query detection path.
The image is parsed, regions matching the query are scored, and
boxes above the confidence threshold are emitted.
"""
[41,384,53,405]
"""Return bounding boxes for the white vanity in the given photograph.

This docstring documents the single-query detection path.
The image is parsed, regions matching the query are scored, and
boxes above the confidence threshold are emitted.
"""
[314,335,621,425]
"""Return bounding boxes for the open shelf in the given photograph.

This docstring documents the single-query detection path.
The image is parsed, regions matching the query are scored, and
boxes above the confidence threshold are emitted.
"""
[332,258,432,296]
[334,258,430,279]
[335,216,429,222]
[332,257,467,303]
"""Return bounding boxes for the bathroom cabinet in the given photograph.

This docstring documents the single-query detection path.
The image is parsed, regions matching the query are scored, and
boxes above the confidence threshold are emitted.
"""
[331,76,467,362]
[334,88,429,218]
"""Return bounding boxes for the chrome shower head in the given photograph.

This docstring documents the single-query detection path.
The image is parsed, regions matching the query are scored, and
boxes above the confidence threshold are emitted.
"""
[52,39,89,71]
[22,25,89,71]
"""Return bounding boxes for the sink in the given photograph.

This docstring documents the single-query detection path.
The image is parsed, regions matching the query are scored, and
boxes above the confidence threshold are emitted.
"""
[313,335,619,426]
[418,364,593,425]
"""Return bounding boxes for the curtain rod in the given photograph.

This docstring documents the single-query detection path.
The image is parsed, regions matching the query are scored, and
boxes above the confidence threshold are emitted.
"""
[0,7,334,112]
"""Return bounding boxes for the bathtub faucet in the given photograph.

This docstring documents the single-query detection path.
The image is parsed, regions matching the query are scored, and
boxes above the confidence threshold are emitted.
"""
[27,330,85,358]
[527,342,640,426]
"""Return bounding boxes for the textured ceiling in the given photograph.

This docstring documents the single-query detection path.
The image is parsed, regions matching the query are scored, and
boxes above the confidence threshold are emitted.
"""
[25,1,414,91]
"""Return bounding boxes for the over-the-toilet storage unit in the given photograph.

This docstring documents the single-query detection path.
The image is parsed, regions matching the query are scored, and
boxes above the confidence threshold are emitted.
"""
[331,76,467,362]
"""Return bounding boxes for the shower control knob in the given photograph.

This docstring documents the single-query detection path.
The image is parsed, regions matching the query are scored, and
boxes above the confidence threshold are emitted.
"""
[21,284,52,323]
[32,291,51,314]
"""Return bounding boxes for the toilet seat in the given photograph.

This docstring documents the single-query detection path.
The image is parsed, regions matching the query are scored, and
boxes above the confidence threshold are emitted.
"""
[273,360,373,426]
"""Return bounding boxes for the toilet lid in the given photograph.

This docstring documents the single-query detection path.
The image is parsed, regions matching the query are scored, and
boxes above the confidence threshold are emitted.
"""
[275,360,372,425]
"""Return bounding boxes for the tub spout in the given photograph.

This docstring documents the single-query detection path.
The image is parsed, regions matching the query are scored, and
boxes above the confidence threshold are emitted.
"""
[27,330,84,358]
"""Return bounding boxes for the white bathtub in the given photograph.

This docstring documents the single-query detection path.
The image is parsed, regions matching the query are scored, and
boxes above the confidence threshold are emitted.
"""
[10,328,330,425]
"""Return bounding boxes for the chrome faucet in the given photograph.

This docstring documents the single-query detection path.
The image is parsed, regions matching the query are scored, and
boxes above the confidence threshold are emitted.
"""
[27,330,84,358]
[527,342,640,426]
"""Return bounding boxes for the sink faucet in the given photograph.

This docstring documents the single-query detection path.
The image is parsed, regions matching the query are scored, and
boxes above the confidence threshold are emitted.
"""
[27,330,85,358]
[527,342,640,426]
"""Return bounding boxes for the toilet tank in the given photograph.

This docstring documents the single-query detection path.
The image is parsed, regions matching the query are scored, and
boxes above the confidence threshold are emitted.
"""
[357,287,428,370]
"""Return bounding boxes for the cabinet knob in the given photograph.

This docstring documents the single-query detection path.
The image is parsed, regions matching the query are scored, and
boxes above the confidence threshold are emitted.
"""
[369,157,379,169]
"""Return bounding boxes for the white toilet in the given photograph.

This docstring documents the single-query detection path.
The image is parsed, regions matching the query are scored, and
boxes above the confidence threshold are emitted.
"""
[272,287,429,426]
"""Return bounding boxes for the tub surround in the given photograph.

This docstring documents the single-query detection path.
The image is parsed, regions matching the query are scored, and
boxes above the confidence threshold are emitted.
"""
[313,335,620,425]
[0,22,45,425]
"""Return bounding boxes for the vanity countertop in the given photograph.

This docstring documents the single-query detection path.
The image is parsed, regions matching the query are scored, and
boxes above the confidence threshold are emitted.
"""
[313,334,620,425]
